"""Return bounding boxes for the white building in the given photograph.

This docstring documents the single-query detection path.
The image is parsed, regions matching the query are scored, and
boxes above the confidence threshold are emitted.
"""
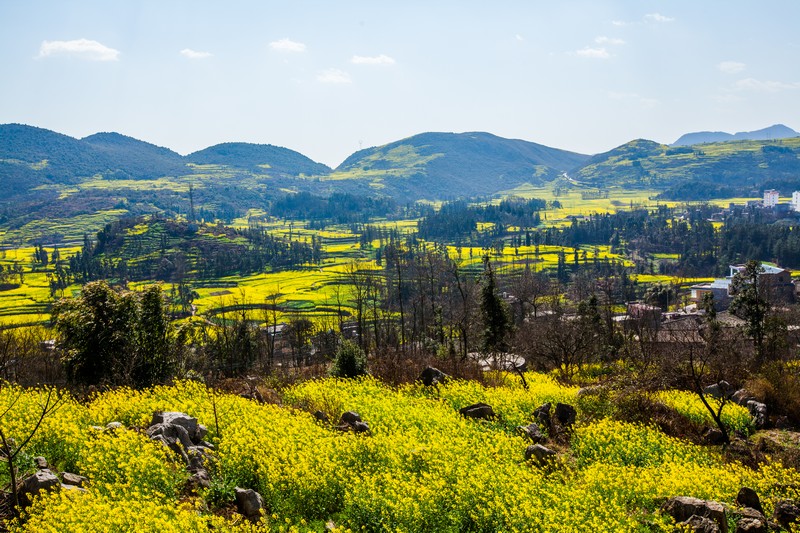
[792,191,800,211]
[763,189,779,208]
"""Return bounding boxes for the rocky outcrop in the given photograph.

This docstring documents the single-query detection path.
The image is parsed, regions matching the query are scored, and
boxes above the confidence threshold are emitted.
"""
[660,496,728,533]
[419,367,448,387]
[773,499,800,529]
[524,444,557,466]
[459,403,496,421]
[336,411,370,433]
[235,487,264,521]
[746,401,768,430]
[147,411,214,490]
[517,422,545,443]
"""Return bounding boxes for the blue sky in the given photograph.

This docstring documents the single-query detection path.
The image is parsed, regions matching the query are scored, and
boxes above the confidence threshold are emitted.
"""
[1,1,799,167]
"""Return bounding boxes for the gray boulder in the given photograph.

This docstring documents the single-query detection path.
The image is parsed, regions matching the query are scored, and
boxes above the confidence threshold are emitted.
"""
[235,487,264,521]
[731,389,755,407]
[517,422,545,443]
[746,401,768,429]
[703,381,733,399]
[534,403,552,427]
[33,456,48,470]
[679,514,721,533]
[340,411,362,425]
[313,410,329,423]
[459,403,496,420]
[105,421,123,431]
[734,517,767,533]
[773,499,800,529]
[151,412,199,440]
[20,470,60,505]
[554,403,576,426]
[735,487,764,515]
[525,444,557,466]
[419,367,448,387]
[351,421,370,434]
[661,496,728,533]
[61,472,87,488]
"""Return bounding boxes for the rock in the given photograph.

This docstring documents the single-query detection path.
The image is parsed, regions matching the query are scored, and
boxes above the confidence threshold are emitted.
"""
[33,456,48,470]
[679,514,721,533]
[554,403,576,426]
[517,422,545,443]
[60,483,87,493]
[105,421,123,431]
[187,446,213,472]
[534,403,552,426]
[188,469,211,490]
[704,427,726,445]
[459,402,496,420]
[235,487,264,521]
[735,487,764,515]
[731,389,755,407]
[194,424,208,442]
[313,410,329,423]
[703,381,733,399]
[525,444,557,465]
[340,411,362,425]
[351,421,370,434]
[419,367,449,387]
[773,499,800,529]
[151,412,198,439]
[734,517,767,533]
[746,401,768,430]
[773,416,791,429]
[661,496,728,533]
[20,470,60,505]
[147,422,193,450]
[61,472,87,488]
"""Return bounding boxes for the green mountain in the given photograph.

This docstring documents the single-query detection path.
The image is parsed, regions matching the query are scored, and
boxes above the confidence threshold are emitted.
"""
[570,137,800,199]
[187,142,331,177]
[329,132,590,200]
[81,132,187,179]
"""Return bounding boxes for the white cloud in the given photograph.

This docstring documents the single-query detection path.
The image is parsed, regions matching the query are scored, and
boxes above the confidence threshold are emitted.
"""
[317,68,352,84]
[575,47,610,59]
[609,91,659,108]
[644,13,675,23]
[180,48,212,59]
[717,61,745,74]
[269,38,306,52]
[351,54,396,65]
[37,38,119,61]
[595,36,625,45]
[515,34,524,42]
[734,78,800,92]
[611,20,628,27]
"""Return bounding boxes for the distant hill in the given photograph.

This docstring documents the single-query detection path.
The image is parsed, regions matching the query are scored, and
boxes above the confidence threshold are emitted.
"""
[672,124,800,146]
[187,142,331,177]
[330,132,590,200]
[571,136,800,199]
[81,132,187,178]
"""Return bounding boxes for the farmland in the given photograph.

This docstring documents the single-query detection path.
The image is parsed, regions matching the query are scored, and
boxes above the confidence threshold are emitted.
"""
[3,375,797,532]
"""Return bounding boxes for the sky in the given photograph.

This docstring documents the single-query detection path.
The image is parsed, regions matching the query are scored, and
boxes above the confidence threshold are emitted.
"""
[1,1,799,168]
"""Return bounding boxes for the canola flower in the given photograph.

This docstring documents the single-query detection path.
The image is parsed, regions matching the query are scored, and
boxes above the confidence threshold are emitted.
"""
[1,376,798,532]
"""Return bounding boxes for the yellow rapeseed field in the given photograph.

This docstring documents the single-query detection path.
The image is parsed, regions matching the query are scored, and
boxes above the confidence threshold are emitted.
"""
[1,377,797,532]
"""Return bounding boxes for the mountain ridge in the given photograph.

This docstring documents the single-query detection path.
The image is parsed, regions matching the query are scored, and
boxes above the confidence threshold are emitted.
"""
[672,124,800,146]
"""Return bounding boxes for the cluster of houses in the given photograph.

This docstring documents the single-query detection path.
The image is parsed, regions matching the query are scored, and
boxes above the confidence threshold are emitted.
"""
[709,190,800,221]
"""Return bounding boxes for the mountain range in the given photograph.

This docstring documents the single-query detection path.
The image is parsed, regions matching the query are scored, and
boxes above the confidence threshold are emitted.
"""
[672,124,800,146]
[2,122,800,243]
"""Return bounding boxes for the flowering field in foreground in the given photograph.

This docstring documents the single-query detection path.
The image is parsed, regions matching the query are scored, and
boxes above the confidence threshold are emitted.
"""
[1,376,798,532]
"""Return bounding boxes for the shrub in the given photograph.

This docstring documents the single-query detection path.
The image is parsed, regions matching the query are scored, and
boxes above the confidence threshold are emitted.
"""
[330,340,367,379]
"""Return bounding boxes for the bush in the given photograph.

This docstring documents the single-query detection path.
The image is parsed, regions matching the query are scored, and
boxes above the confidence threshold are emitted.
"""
[330,340,367,378]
